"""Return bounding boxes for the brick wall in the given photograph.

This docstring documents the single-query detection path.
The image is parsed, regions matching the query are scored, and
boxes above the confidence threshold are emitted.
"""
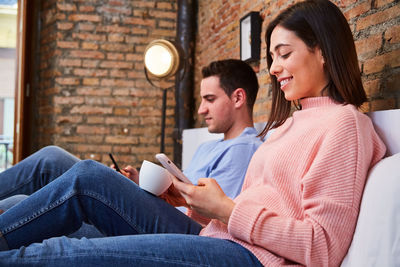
[35,0,177,167]
[195,0,400,126]
[31,0,399,166]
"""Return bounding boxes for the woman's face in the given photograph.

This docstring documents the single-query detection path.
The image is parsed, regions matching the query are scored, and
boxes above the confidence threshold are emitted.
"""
[269,25,329,101]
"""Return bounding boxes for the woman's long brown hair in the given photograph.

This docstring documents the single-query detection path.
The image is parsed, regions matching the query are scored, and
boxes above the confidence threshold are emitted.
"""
[259,0,367,139]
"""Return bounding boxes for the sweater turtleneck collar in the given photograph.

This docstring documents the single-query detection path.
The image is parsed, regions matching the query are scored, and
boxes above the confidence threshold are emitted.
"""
[299,97,339,110]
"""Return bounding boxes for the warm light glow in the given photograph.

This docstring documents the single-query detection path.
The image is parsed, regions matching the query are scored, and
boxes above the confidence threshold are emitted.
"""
[144,39,180,78]
[145,45,173,76]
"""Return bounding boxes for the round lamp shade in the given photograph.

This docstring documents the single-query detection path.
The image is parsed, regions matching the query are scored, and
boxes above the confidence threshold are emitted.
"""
[144,39,180,78]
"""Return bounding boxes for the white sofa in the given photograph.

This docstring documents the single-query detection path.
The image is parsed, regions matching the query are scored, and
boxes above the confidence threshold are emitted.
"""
[182,109,400,266]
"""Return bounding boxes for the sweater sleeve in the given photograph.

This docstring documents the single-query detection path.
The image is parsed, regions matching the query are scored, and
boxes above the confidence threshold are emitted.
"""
[227,111,386,266]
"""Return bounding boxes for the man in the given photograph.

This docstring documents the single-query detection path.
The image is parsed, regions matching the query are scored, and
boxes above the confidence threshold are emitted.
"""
[0,59,261,229]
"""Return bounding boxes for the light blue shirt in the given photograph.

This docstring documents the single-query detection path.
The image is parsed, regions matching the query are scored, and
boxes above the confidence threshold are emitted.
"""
[183,127,262,199]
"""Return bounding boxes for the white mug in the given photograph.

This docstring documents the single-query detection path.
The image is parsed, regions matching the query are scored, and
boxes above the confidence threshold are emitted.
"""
[139,160,172,196]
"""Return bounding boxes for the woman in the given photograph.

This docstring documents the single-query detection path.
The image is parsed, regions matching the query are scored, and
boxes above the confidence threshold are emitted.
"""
[0,0,386,266]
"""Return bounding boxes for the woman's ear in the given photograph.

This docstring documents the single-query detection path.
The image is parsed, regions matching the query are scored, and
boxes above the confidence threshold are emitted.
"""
[232,88,247,108]
[316,46,326,66]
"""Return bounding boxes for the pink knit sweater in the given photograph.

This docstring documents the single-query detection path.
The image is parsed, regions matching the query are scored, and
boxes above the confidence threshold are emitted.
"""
[194,97,386,266]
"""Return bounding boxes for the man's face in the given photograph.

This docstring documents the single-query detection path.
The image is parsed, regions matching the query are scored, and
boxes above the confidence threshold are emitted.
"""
[198,76,235,134]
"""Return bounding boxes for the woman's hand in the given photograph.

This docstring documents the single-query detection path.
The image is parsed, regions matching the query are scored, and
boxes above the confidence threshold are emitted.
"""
[171,177,235,224]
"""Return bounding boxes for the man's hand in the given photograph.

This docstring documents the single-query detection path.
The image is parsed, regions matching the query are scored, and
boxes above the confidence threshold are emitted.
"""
[171,177,235,224]
[159,184,188,207]
[111,164,139,184]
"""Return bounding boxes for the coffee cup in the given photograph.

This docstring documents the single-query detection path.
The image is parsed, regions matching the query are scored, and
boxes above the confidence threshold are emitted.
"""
[139,160,172,196]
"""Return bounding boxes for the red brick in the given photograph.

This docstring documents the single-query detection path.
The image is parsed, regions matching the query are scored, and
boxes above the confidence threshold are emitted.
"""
[76,125,110,134]
[110,69,127,78]
[74,144,112,153]
[68,14,101,22]
[125,36,149,45]
[109,0,125,6]
[57,3,76,12]
[107,53,125,60]
[386,24,400,44]
[76,87,111,96]
[108,34,124,42]
[58,58,81,67]
[111,145,132,154]
[57,136,86,143]
[101,43,133,52]
[82,60,100,68]
[105,117,139,125]
[132,2,155,8]
[370,98,396,111]
[56,116,83,124]
[159,20,175,28]
[355,34,382,58]
[363,49,400,74]
[114,107,130,116]
[343,1,371,21]
[113,88,132,96]
[70,106,112,115]
[363,79,380,98]
[98,6,132,15]
[57,41,79,49]
[70,50,105,59]
[101,78,134,87]
[85,135,105,144]
[78,23,96,31]
[82,78,100,86]
[79,5,95,12]
[96,25,131,33]
[105,136,139,144]
[149,10,176,20]
[375,0,395,8]
[55,77,80,85]
[130,28,148,35]
[73,68,108,77]
[57,22,73,30]
[86,116,105,124]
[82,42,99,50]
[72,33,106,41]
[123,17,156,27]
[156,2,175,10]
[152,28,176,37]
[356,5,400,31]
[125,53,142,61]
[99,61,133,69]
[54,96,84,105]
[127,71,144,79]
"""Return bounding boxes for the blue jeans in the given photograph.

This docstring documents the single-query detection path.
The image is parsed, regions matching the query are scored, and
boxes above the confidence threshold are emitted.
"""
[0,146,103,238]
[0,146,79,199]
[0,160,262,266]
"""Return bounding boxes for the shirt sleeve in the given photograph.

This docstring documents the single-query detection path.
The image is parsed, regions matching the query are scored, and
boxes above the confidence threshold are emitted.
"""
[227,112,386,266]
[187,143,259,226]
[208,143,258,199]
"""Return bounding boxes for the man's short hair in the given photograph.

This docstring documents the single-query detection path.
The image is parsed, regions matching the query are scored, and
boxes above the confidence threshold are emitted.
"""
[201,59,259,111]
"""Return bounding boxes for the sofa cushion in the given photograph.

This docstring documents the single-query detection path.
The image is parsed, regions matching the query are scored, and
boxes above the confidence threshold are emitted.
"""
[341,153,400,266]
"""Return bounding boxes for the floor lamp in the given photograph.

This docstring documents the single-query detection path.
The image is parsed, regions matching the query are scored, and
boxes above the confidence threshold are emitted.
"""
[143,39,182,153]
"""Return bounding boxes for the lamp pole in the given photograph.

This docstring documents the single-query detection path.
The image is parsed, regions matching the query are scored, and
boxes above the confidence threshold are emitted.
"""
[160,88,167,153]
[143,39,181,154]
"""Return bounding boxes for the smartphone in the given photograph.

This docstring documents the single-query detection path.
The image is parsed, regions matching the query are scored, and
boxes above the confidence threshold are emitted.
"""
[109,153,121,173]
[155,153,193,184]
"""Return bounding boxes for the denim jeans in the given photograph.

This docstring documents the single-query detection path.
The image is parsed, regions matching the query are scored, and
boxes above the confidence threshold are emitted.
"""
[0,146,103,238]
[0,160,262,266]
[0,146,79,200]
